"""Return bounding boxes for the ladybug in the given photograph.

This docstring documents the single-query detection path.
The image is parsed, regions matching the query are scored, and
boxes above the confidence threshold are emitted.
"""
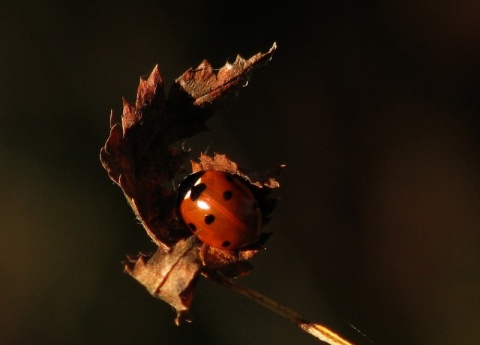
[177,170,262,250]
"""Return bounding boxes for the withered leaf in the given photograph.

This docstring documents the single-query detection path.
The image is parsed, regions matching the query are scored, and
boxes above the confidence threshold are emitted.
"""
[198,243,260,278]
[175,43,277,107]
[193,153,285,189]
[100,43,277,248]
[124,236,201,325]
[100,43,281,324]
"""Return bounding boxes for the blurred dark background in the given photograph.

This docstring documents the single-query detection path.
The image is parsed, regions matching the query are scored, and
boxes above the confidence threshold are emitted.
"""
[1,1,480,344]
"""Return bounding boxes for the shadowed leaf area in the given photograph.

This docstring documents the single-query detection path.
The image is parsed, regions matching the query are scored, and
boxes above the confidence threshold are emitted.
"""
[100,43,283,323]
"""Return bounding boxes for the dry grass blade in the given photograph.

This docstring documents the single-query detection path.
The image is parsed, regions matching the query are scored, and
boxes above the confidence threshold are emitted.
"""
[204,271,354,345]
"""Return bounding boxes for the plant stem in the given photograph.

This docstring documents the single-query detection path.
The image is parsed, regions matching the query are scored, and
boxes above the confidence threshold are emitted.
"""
[203,271,354,345]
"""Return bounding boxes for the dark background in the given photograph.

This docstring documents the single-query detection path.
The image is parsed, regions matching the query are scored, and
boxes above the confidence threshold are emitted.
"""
[1,1,480,344]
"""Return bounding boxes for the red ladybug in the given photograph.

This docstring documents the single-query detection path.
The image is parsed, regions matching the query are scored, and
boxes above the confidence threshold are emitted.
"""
[177,170,262,250]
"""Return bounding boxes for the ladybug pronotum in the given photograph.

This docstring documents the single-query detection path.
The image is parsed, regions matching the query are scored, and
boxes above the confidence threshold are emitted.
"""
[177,170,262,250]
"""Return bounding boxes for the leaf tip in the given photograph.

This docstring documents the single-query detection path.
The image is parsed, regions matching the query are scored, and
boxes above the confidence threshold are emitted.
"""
[121,97,131,109]
[148,64,163,86]
[175,311,193,326]
[109,109,116,128]
[271,41,278,52]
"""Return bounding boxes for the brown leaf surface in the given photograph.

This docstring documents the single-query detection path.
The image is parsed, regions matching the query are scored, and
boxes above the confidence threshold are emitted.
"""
[198,243,260,278]
[100,43,277,248]
[100,43,280,323]
[176,43,277,106]
[193,153,285,189]
[124,236,201,325]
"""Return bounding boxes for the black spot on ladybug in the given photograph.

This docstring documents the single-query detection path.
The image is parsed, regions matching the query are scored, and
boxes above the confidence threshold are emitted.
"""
[204,214,215,224]
[188,223,197,231]
[190,183,206,201]
[223,190,233,200]
[225,174,234,182]
[222,241,231,248]
[252,201,258,210]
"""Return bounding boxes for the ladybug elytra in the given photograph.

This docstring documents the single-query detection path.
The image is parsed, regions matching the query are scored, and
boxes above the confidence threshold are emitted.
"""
[177,170,262,250]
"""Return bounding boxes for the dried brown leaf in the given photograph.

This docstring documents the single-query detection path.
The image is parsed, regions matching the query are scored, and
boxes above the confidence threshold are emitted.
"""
[199,243,261,278]
[176,43,277,106]
[100,43,279,323]
[100,44,277,248]
[124,236,201,324]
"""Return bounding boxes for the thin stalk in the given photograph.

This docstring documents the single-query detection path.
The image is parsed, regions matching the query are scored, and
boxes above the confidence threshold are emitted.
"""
[203,271,354,345]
